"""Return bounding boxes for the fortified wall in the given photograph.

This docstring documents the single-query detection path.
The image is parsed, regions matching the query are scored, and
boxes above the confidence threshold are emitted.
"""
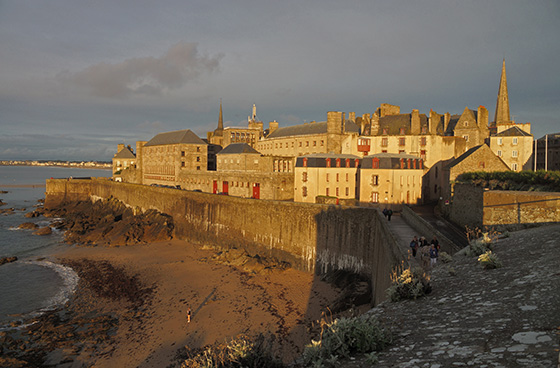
[450,183,560,230]
[45,178,406,305]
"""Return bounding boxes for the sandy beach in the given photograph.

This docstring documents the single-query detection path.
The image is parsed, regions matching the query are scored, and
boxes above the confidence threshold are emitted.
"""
[48,239,343,367]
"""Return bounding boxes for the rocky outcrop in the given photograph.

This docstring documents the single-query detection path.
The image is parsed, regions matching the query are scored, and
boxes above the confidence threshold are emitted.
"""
[33,227,52,236]
[0,256,17,266]
[18,222,38,230]
[45,197,174,246]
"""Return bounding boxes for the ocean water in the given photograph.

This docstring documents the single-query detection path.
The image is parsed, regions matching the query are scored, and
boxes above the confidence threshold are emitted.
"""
[0,165,111,327]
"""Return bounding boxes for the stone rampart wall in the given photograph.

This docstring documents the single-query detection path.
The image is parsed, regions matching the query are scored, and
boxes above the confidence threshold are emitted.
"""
[401,205,461,254]
[450,183,560,231]
[45,178,406,305]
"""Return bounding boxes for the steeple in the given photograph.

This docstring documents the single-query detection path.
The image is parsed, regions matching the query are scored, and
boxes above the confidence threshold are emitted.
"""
[494,59,511,125]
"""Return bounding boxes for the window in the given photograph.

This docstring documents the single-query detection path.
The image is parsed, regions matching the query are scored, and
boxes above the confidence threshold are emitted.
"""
[181,162,185,167]
[336,173,339,182]
[335,158,341,167]
[302,158,308,167]
[371,192,379,203]
[326,173,330,182]
[326,188,330,196]
[420,137,427,146]
[382,128,388,135]
[306,141,309,147]
[321,140,324,146]
[512,150,518,157]
[326,158,331,167]
[336,188,339,196]
[479,161,485,168]
[513,137,518,145]
[399,150,405,154]
[381,138,388,147]
[421,127,427,134]
[197,147,201,152]
[512,163,518,170]
[399,138,406,146]
[371,175,379,186]
[196,166,200,171]
[498,138,503,145]
[464,121,469,127]
[302,172,308,182]
[313,141,316,146]
[196,157,201,162]
[345,187,349,196]
[463,135,469,142]
[346,173,349,182]
[181,151,185,157]
[299,142,302,147]
[399,127,406,135]
[372,158,380,169]
[302,186,308,197]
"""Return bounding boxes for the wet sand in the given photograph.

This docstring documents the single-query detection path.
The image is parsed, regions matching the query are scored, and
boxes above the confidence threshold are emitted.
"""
[54,240,342,367]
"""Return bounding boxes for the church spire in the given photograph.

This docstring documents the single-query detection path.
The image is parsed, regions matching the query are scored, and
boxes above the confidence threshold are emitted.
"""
[494,59,511,125]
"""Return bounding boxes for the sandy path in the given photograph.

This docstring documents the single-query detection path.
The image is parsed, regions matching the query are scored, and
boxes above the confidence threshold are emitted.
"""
[56,240,341,367]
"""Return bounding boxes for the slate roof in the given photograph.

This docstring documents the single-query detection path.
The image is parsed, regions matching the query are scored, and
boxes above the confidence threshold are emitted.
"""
[444,145,485,169]
[114,147,136,159]
[295,153,361,168]
[144,129,206,146]
[217,143,261,155]
[378,114,429,135]
[495,126,532,137]
[267,121,360,139]
[361,152,422,170]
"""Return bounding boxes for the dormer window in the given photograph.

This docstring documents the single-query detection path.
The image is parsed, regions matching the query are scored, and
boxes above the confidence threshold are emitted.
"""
[399,127,406,135]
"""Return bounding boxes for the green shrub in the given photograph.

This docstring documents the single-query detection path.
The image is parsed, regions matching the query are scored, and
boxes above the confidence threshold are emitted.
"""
[387,265,431,302]
[456,170,560,192]
[439,252,453,263]
[179,334,284,368]
[478,251,503,269]
[302,314,391,367]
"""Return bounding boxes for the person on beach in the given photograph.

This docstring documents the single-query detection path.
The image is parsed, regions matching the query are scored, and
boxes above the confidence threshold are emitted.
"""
[187,308,192,323]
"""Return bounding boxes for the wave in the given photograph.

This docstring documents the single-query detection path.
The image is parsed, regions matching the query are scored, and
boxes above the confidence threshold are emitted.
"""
[0,261,79,330]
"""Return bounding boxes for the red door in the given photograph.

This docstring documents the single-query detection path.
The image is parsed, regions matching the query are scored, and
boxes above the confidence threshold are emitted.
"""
[222,181,229,195]
[252,183,260,199]
[213,180,218,194]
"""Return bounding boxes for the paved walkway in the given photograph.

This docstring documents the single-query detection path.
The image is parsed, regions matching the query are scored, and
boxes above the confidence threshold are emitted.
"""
[381,211,425,266]
[345,223,560,368]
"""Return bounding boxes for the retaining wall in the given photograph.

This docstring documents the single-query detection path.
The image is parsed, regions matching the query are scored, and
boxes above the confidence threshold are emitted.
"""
[45,178,406,305]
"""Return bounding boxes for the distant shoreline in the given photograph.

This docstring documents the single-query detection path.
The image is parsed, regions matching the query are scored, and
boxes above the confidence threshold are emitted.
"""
[0,163,111,170]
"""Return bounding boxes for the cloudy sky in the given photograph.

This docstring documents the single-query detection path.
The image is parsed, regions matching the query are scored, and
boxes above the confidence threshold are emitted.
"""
[1,0,559,161]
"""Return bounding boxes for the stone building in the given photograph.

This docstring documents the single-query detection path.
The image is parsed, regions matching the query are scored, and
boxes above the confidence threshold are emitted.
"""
[535,133,560,171]
[359,153,424,209]
[442,144,510,202]
[135,129,219,187]
[112,144,136,182]
[294,153,361,203]
[489,126,534,171]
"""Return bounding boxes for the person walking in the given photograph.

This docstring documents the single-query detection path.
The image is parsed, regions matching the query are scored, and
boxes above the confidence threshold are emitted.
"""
[410,236,419,258]
[429,244,438,268]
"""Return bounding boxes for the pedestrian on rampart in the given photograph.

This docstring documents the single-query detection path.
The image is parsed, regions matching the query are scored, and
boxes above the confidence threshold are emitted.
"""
[429,244,438,268]
[420,243,430,269]
[410,236,419,257]
[387,209,393,221]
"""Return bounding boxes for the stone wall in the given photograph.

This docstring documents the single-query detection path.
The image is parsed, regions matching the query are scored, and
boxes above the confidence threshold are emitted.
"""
[45,178,406,305]
[401,205,461,254]
[450,183,560,231]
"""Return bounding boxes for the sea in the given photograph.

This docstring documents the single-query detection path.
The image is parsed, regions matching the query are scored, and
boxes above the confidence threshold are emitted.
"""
[0,165,111,328]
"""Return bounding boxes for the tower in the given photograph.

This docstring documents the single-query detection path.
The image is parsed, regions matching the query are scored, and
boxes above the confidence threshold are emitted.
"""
[493,59,511,126]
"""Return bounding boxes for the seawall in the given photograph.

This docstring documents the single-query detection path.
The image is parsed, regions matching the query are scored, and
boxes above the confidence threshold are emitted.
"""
[45,178,407,305]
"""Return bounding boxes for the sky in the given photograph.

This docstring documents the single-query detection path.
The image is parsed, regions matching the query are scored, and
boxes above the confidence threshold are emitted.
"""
[1,0,559,161]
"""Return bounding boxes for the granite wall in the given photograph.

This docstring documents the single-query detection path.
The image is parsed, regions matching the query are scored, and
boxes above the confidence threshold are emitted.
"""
[45,178,406,305]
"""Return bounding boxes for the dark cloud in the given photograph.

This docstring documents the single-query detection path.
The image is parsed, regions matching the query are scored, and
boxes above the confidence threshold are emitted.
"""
[58,42,223,99]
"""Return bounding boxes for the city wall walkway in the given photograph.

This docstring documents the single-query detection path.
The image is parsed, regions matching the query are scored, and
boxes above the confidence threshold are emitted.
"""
[380,211,424,267]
